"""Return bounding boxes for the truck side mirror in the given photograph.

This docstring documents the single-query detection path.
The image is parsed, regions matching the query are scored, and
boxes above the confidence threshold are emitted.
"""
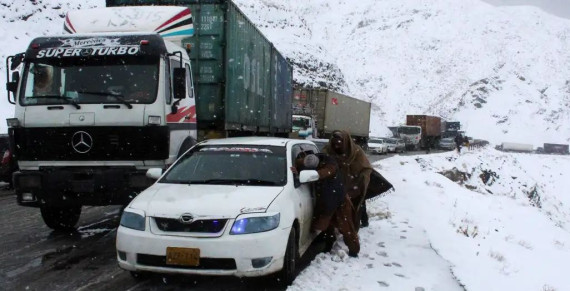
[172,67,186,100]
[10,53,24,70]
[6,72,19,93]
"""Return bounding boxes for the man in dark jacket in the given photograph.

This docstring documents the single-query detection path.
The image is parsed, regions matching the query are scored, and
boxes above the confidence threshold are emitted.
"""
[292,152,360,257]
[454,134,463,153]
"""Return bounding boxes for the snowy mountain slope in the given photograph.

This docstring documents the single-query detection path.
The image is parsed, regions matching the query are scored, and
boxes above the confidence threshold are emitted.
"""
[291,148,570,291]
[1,0,569,146]
[234,0,570,145]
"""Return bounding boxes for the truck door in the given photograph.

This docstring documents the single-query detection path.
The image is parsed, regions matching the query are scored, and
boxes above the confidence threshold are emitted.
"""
[166,58,197,163]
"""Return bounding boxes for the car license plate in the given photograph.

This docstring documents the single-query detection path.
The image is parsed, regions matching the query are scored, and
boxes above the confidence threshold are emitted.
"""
[166,247,200,266]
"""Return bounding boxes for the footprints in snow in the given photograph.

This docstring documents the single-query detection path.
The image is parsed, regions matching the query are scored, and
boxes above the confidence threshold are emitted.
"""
[374,220,417,287]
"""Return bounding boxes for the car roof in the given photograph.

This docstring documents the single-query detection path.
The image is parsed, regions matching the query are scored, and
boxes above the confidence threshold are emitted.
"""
[200,136,305,147]
[307,138,329,143]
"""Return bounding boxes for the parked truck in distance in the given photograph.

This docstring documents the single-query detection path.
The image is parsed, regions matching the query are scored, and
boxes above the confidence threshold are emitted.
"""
[540,143,569,155]
[5,3,292,231]
[405,115,442,150]
[292,88,371,146]
[498,142,534,153]
[442,121,461,138]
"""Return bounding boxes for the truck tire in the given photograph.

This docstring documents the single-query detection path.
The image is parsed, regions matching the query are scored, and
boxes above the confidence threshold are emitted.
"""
[276,228,298,286]
[40,205,82,231]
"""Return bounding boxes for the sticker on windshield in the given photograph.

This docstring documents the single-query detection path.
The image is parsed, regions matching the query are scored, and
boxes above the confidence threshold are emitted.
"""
[201,147,273,153]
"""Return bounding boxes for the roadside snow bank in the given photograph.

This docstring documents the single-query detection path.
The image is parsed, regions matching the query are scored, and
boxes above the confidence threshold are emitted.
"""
[290,148,570,291]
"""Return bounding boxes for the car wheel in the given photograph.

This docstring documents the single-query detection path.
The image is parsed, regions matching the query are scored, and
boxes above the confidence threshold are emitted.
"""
[276,228,298,286]
[40,205,81,231]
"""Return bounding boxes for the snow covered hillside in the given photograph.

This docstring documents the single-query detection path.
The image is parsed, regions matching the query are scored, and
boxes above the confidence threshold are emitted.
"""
[291,148,570,291]
[1,0,569,146]
[234,0,570,145]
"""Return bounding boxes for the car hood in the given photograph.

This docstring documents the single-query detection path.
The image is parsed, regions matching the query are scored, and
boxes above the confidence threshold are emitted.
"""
[130,183,284,218]
[368,142,383,147]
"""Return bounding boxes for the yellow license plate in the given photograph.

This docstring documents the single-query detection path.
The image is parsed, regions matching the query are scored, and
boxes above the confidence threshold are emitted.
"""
[166,247,200,266]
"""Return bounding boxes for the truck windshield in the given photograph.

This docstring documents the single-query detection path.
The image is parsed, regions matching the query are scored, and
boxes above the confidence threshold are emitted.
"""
[292,116,311,128]
[19,56,159,106]
[399,127,420,134]
[159,145,287,186]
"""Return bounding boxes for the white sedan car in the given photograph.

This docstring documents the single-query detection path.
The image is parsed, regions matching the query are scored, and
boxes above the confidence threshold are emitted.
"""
[367,138,388,154]
[116,137,320,285]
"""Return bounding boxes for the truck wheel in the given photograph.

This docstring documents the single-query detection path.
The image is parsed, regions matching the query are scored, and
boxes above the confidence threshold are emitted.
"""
[276,228,298,286]
[40,205,82,231]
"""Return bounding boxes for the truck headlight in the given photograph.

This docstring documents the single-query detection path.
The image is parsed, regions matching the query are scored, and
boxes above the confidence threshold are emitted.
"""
[148,115,161,125]
[6,118,20,128]
[230,213,280,235]
[120,209,146,231]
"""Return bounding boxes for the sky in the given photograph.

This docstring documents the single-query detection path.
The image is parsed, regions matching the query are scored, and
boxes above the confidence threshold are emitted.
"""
[483,0,570,19]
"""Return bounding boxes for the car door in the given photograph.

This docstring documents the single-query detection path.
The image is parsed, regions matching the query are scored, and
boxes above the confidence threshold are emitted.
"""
[291,144,317,253]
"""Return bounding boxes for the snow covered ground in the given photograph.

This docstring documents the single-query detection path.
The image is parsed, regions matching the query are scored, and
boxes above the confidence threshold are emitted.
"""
[291,147,570,291]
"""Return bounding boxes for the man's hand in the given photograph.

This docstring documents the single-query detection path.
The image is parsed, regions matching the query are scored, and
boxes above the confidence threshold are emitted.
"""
[290,166,298,175]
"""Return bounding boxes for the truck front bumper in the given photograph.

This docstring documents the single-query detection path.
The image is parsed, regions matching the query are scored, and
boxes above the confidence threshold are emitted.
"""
[14,167,155,207]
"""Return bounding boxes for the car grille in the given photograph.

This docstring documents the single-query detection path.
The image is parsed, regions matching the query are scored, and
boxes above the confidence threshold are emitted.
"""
[153,218,228,233]
[137,254,237,270]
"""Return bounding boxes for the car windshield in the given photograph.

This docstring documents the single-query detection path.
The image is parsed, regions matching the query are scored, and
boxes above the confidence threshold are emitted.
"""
[386,139,397,144]
[160,145,287,186]
[398,127,420,134]
[369,139,383,143]
[20,56,159,106]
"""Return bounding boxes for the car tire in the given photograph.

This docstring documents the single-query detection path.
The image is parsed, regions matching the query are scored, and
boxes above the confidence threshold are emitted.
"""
[40,205,81,231]
[276,228,298,286]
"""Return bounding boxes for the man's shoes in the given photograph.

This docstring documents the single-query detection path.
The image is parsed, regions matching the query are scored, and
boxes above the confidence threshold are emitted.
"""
[348,251,358,258]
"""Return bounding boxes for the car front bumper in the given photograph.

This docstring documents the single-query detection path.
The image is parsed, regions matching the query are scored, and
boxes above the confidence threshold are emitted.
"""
[369,147,383,153]
[116,224,291,277]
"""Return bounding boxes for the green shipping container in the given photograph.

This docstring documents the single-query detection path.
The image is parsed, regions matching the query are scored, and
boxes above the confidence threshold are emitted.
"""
[106,0,293,136]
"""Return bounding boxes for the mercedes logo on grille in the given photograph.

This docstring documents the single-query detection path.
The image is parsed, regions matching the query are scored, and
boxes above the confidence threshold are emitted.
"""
[179,213,194,224]
[71,131,93,154]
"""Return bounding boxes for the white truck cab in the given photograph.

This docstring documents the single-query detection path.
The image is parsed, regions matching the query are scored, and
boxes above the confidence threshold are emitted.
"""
[5,6,198,230]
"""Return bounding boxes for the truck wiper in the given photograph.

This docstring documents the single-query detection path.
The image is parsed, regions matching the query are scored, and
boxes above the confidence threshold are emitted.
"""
[31,95,81,109]
[76,91,133,109]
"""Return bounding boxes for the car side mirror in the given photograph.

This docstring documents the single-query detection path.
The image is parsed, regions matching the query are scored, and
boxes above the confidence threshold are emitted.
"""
[146,168,163,180]
[299,170,319,183]
[172,67,186,100]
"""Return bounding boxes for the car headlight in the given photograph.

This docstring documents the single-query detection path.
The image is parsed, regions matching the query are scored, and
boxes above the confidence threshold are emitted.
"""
[230,213,280,235]
[120,209,146,231]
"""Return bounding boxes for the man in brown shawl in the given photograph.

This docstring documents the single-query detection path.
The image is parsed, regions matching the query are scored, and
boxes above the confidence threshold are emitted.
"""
[291,152,360,256]
[323,130,374,230]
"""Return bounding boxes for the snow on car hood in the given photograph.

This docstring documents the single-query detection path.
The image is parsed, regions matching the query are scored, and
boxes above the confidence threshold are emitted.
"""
[129,183,284,218]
